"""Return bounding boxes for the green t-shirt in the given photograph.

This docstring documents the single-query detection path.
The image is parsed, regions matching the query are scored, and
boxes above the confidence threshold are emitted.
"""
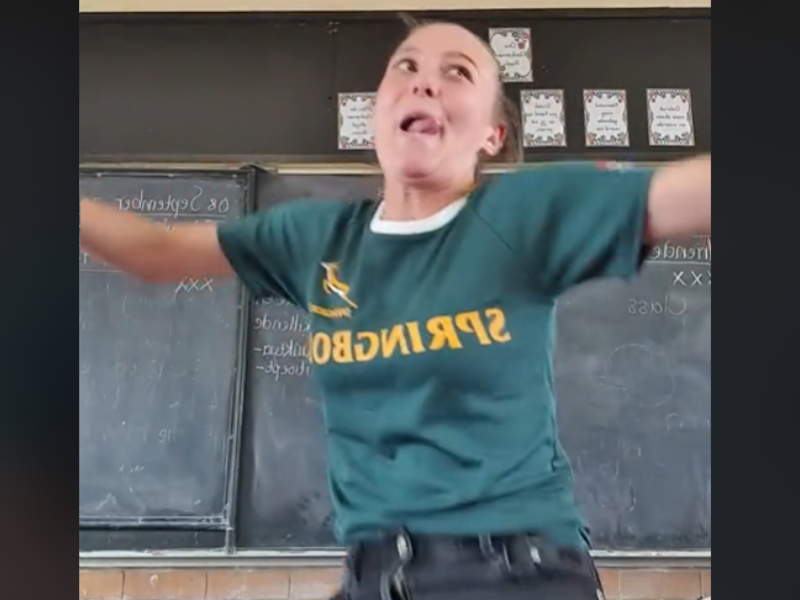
[217,162,653,548]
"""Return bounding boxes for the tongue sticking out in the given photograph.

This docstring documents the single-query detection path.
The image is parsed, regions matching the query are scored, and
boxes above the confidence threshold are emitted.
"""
[407,116,441,135]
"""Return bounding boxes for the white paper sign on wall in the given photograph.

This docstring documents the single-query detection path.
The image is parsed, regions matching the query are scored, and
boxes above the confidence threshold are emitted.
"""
[521,89,566,147]
[647,88,695,146]
[583,89,630,147]
[337,92,377,150]
[488,27,533,83]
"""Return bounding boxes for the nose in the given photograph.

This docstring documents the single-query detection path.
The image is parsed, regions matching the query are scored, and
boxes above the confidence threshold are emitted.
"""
[411,72,439,98]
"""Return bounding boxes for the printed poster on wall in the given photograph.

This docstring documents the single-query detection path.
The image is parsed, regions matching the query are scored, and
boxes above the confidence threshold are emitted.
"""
[337,92,377,150]
[647,88,696,146]
[520,89,566,147]
[488,27,533,83]
[583,89,630,147]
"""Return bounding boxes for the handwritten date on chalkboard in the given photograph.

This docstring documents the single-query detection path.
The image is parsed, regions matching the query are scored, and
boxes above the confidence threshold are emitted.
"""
[112,185,233,216]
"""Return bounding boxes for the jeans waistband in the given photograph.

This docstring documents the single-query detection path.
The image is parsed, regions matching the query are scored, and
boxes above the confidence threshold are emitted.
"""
[344,530,597,599]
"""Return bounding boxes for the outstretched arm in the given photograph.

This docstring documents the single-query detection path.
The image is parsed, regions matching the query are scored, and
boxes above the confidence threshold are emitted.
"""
[80,199,235,282]
[645,155,711,244]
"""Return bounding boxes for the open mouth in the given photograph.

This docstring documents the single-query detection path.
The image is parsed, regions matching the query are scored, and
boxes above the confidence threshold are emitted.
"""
[399,112,443,136]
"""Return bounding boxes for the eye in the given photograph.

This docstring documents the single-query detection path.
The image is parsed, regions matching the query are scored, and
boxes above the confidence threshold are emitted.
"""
[445,64,472,81]
[395,58,417,72]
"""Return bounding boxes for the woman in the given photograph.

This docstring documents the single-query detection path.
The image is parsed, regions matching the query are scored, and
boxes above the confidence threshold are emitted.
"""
[80,20,711,600]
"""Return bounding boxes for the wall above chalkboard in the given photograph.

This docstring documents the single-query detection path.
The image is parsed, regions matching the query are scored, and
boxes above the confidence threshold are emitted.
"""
[79,11,709,162]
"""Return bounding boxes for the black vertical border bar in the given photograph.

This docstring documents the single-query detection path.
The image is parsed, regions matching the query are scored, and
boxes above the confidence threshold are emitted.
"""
[223,164,261,552]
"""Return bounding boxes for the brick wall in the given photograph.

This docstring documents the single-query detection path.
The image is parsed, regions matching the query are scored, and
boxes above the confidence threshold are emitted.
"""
[79,565,711,600]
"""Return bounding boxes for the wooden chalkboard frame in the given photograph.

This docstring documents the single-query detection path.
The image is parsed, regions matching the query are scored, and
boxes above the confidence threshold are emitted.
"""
[78,165,257,531]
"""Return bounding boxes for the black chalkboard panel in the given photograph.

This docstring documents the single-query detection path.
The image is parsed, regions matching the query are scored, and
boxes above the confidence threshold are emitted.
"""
[236,171,710,550]
[237,173,380,547]
[555,239,711,549]
[79,167,254,528]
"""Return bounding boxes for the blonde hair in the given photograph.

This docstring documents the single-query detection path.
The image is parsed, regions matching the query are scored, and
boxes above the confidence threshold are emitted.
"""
[396,13,524,171]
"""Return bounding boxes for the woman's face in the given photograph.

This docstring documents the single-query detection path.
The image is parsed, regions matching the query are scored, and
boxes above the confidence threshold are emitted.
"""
[374,23,505,188]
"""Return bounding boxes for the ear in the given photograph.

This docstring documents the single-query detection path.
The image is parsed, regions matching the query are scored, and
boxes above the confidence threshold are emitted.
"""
[481,122,506,158]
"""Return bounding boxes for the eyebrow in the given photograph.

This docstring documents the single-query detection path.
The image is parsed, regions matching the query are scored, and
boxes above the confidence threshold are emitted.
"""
[394,46,480,70]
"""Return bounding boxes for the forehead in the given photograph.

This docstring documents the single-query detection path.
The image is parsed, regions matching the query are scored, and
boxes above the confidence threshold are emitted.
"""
[394,24,497,70]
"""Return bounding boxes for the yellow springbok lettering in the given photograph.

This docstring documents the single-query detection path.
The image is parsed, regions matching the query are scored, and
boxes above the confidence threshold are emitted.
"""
[310,308,512,365]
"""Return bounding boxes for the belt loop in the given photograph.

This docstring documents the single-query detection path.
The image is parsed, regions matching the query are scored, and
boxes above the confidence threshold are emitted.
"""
[478,535,513,576]
[526,536,543,568]
[502,535,544,580]
[380,530,413,600]
[395,530,414,563]
[478,535,493,560]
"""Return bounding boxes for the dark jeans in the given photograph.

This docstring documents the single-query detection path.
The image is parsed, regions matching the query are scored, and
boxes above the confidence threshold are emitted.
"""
[334,531,604,600]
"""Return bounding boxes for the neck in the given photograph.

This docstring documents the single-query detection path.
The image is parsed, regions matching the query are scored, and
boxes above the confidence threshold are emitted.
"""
[380,177,474,221]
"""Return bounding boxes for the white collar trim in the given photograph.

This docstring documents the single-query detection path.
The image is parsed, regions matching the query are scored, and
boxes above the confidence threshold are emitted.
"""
[370,197,467,235]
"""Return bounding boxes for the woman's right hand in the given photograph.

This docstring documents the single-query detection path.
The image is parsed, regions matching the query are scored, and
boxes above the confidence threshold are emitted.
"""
[80,199,235,282]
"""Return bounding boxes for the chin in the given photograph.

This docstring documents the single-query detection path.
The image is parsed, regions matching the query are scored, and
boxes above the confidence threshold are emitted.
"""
[398,157,441,182]
[400,166,434,181]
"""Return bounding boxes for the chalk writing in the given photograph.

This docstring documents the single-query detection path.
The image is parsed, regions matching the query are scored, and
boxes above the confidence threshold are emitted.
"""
[113,185,230,217]
[646,238,711,265]
[254,296,292,307]
[665,413,711,431]
[251,304,313,381]
[253,339,308,359]
[672,270,710,287]
[253,296,293,307]
[619,440,642,459]
[598,343,675,406]
[254,358,313,381]
[628,295,688,316]
[158,428,177,443]
[253,312,310,333]
[175,277,214,293]
[598,460,620,480]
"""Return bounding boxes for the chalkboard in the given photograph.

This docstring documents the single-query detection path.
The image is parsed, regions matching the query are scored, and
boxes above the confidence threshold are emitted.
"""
[237,173,379,547]
[236,171,710,550]
[555,240,711,549]
[79,167,254,528]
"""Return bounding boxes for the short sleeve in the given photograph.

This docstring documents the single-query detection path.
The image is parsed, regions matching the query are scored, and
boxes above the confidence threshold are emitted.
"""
[216,198,333,306]
[475,163,654,297]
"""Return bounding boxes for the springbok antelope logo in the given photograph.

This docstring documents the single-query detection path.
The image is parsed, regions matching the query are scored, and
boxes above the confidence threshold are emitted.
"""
[320,262,358,309]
